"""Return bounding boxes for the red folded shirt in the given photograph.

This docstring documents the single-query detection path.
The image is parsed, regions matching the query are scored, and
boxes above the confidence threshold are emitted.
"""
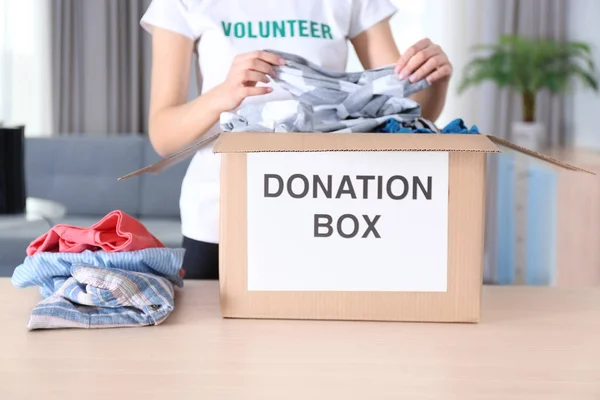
[27,210,165,256]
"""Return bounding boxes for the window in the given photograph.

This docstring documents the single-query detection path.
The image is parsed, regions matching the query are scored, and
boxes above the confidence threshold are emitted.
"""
[0,0,8,124]
[0,0,53,136]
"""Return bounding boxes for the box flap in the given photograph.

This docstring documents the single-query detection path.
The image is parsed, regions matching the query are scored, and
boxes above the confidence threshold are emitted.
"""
[116,131,594,181]
[117,132,220,181]
[486,135,596,175]
[213,132,501,153]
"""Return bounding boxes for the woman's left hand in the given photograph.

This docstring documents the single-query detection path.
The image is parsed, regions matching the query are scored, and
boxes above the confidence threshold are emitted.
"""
[394,38,452,84]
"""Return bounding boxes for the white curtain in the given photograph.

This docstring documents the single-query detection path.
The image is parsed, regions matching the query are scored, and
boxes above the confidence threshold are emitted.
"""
[566,0,600,150]
[0,0,53,136]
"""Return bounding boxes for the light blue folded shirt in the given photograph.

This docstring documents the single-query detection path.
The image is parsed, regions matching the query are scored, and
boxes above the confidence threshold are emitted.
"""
[12,248,184,330]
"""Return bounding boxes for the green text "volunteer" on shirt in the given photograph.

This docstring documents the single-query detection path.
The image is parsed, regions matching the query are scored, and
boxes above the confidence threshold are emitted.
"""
[221,20,334,39]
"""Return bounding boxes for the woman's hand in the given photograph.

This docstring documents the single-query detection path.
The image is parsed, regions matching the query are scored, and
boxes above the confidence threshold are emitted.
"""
[214,50,286,112]
[394,38,452,84]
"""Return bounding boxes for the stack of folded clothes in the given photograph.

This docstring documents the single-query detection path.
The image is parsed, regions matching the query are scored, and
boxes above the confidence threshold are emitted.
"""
[11,210,184,330]
[220,49,479,135]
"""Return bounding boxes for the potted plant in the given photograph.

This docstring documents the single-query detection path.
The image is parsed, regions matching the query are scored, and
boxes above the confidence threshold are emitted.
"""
[458,34,599,150]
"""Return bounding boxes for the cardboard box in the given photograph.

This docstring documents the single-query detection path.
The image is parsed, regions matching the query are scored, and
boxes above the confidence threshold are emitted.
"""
[119,132,591,323]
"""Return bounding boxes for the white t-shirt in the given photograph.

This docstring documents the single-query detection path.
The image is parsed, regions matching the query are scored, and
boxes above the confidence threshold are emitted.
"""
[140,0,397,244]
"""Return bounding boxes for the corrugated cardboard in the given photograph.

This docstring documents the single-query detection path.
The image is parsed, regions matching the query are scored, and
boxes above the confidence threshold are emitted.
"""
[119,132,593,323]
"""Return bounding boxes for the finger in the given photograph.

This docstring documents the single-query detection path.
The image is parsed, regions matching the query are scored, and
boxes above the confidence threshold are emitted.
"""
[243,86,274,97]
[426,64,453,83]
[241,70,270,85]
[245,58,277,76]
[256,50,286,66]
[409,55,445,83]
[398,46,439,80]
[395,38,432,74]
[244,50,285,66]
[179,269,186,278]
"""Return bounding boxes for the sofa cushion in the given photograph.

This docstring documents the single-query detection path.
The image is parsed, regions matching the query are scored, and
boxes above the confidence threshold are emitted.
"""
[139,142,190,218]
[138,218,184,248]
[0,220,51,277]
[25,136,145,217]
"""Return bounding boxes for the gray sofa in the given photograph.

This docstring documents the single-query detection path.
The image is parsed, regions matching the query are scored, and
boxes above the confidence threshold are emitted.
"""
[0,135,190,277]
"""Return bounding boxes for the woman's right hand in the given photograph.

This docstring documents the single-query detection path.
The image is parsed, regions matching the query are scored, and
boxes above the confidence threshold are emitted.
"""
[213,51,286,112]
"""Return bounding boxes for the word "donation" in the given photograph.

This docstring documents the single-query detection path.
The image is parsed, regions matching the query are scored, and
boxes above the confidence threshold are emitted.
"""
[263,173,435,239]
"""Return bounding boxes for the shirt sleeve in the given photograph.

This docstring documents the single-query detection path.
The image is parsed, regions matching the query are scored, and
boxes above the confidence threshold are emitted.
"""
[348,0,398,39]
[140,0,197,39]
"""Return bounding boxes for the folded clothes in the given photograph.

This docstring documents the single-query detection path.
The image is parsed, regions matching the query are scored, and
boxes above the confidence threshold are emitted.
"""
[26,264,178,330]
[377,118,480,134]
[12,248,183,297]
[220,49,432,133]
[27,210,165,256]
[11,248,184,330]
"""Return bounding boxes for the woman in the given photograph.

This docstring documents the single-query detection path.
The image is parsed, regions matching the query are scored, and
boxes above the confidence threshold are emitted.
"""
[140,0,452,279]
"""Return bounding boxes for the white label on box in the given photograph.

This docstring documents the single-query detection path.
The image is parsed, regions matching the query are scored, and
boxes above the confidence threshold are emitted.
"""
[246,151,449,292]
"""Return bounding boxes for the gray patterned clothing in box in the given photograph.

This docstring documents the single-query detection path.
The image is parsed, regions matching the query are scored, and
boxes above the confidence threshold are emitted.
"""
[219,50,438,134]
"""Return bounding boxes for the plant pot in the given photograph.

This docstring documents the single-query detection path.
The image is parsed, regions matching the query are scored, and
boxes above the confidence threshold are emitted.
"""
[511,121,545,151]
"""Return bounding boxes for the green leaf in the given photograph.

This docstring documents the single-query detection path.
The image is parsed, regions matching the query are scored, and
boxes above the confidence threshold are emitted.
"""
[458,34,600,97]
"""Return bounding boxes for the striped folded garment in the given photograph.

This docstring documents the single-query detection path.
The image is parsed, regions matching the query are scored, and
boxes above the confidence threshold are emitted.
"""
[11,248,184,330]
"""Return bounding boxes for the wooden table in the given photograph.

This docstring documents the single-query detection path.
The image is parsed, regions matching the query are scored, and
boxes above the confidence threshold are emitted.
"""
[0,279,598,399]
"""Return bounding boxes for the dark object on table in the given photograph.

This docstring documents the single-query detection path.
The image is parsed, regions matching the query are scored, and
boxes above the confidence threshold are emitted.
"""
[0,125,27,214]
